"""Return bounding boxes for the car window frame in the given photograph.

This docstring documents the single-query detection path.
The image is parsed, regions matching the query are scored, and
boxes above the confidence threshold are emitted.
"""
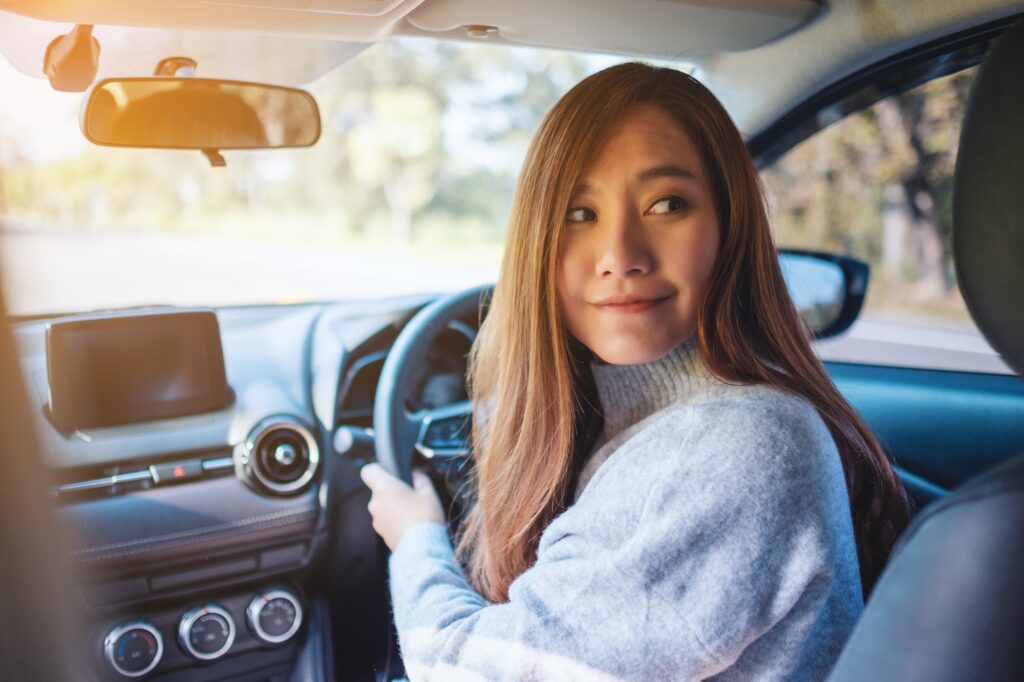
[747,14,1019,169]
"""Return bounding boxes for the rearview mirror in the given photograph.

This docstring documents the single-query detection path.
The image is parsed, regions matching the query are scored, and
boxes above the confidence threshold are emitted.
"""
[778,249,868,340]
[81,77,321,151]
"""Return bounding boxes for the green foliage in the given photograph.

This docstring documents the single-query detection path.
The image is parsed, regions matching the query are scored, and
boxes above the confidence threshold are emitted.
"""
[762,68,977,322]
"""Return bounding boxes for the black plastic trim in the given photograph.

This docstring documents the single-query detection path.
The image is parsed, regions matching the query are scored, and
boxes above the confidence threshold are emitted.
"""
[59,476,320,569]
[749,14,1022,167]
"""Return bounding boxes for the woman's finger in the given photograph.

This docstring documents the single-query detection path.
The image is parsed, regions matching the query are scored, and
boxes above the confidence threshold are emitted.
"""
[359,462,382,487]
[411,468,432,491]
[361,462,414,493]
[361,462,397,490]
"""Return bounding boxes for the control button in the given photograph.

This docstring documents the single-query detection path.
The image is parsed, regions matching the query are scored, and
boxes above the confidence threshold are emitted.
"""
[103,621,163,678]
[423,417,468,448]
[247,589,303,644]
[415,404,472,459]
[150,459,203,485]
[178,604,235,661]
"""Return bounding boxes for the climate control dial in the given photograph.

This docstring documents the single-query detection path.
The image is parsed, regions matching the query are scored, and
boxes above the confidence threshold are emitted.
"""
[178,604,236,661]
[246,589,303,644]
[103,621,163,678]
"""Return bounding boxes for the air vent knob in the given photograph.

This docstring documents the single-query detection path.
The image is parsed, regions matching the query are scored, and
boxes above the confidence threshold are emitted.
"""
[274,443,297,467]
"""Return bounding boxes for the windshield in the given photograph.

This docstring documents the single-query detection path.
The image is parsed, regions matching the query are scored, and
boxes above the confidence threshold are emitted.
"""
[0,23,1012,375]
[0,35,628,316]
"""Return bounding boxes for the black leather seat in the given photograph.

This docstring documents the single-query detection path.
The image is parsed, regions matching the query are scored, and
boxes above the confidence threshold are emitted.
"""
[829,19,1024,682]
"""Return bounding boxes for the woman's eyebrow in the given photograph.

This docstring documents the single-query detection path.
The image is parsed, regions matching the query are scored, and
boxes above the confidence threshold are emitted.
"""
[571,181,594,196]
[637,164,700,183]
[572,164,700,196]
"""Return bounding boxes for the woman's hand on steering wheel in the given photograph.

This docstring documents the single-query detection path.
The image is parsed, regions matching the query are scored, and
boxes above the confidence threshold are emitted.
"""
[360,463,446,551]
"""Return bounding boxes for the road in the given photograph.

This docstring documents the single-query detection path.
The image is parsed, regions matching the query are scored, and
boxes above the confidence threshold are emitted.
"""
[0,227,1011,375]
[0,226,496,311]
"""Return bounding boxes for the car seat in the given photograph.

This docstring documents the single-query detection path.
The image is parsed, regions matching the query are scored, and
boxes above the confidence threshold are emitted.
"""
[828,18,1024,682]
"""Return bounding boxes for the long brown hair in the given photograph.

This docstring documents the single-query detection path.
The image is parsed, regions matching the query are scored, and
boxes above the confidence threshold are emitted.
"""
[456,62,910,603]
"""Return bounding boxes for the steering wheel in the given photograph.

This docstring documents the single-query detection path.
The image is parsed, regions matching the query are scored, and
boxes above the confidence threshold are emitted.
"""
[372,284,491,484]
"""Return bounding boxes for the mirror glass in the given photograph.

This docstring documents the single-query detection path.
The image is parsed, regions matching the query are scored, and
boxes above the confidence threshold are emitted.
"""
[82,78,320,150]
[779,253,847,337]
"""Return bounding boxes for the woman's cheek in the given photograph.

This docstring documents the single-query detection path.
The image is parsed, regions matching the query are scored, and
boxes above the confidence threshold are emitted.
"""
[555,255,585,327]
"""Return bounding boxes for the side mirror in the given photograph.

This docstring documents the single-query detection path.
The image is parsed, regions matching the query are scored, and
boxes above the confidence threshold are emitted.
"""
[80,77,321,153]
[779,249,868,340]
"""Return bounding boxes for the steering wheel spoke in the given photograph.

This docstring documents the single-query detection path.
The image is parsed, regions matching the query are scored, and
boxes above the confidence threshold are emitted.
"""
[412,400,473,460]
[373,285,491,484]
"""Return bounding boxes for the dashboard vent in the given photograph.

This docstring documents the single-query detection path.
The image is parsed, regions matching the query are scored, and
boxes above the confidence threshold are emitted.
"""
[335,349,387,427]
[239,417,320,495]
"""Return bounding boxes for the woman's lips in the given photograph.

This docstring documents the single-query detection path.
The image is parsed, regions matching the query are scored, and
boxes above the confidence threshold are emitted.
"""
[592,294,673,314]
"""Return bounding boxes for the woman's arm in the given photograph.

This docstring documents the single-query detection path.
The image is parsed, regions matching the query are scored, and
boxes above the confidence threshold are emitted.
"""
[388,392,863,681]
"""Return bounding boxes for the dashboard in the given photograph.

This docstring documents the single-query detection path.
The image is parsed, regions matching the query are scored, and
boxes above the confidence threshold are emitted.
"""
[11,293,473,681]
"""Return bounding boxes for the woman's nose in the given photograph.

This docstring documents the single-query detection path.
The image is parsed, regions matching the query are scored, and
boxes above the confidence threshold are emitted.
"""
[595,211,654,278]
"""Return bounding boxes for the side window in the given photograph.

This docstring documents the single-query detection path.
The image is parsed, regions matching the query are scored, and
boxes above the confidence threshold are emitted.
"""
[761,66,1011,375]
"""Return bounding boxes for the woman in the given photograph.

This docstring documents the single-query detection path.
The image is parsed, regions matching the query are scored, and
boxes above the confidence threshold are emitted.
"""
[360,62,911,680]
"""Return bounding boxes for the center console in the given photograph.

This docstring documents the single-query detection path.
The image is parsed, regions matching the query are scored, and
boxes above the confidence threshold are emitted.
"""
[21,306,338,680]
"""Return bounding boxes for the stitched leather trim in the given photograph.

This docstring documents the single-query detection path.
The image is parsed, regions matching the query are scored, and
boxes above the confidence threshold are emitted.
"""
[66,505,319,564]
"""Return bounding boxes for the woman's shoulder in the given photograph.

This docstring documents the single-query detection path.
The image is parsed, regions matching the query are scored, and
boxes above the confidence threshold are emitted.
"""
[694,381,827,433]
[655,379,831,445]
[643,381,841,488]
[574,379,843,512]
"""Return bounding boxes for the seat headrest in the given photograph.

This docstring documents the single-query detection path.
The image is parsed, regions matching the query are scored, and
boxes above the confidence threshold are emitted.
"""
[954,20,1024,377]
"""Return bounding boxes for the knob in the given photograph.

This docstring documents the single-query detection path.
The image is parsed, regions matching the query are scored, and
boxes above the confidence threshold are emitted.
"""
[274,443,297,467]
[333,425,374,456]
[103,621,163,678]
[246,589,303,644]
[178,604,235,661]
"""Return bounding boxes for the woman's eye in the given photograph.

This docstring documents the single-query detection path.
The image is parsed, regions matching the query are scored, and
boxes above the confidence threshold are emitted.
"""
[566,207,596,222]
[645,196,687,215]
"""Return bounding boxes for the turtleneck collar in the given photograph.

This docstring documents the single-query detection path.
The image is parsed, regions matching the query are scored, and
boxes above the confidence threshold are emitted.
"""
[590,334,711,444]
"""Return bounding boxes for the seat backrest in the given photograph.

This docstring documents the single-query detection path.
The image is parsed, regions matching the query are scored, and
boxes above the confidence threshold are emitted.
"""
[829,455,1024,680]
[829,18,1024,682]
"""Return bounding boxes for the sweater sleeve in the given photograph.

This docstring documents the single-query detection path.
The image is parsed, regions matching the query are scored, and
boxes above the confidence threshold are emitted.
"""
[387,391,862,681]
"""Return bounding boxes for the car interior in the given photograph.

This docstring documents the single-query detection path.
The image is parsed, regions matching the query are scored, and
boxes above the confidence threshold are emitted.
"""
[1,1,1023,680]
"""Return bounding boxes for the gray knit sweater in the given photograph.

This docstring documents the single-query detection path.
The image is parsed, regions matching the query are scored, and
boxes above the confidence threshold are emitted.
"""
[388,335,863,681]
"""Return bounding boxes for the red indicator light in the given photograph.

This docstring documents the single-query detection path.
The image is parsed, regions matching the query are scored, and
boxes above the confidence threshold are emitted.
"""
[173,465,185,478]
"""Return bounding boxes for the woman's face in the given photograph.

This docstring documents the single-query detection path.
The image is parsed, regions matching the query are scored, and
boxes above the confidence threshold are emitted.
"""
[556,103,721,365]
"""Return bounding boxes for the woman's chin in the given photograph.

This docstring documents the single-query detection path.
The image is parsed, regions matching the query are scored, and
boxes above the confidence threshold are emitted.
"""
[589,335,685,366]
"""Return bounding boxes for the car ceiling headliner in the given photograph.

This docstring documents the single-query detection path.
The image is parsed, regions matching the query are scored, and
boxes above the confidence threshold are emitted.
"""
[0,0,1022,137]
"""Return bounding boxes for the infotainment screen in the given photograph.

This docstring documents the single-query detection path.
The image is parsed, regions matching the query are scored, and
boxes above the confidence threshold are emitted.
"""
[45,309,234,432]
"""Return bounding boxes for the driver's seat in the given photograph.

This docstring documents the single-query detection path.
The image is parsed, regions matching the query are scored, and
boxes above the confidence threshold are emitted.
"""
[828,19,1024,682]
